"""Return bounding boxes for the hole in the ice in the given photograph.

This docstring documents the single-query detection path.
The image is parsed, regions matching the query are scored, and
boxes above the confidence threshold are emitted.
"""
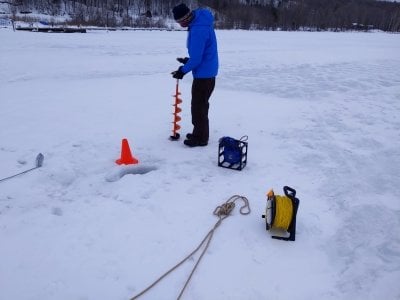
[120,165,157,176]
[106,165,157,182]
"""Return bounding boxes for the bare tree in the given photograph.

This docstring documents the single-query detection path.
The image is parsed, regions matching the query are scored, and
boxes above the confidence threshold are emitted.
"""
[6,0,400,31]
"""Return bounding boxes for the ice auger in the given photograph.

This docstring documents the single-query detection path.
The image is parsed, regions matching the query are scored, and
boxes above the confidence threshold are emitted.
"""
[170,79,182,141]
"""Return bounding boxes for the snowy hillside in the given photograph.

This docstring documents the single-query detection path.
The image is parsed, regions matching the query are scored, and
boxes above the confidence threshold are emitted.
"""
[0,28,400,300]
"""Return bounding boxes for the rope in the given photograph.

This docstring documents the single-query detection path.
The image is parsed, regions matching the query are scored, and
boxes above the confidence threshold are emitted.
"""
[130,195,250,300]
[0,167,37,183]
[273,195,293,230]
[239,135,248,142]
[0,153,44,183]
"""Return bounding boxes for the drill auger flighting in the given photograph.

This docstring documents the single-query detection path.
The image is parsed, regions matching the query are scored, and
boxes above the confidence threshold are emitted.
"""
[170,79,182,141]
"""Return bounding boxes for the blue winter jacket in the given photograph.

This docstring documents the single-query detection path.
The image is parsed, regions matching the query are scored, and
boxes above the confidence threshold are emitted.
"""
[181,9,219,78]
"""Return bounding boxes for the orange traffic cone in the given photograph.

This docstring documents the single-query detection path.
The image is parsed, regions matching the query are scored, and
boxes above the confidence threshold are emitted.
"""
[115,138,139,165]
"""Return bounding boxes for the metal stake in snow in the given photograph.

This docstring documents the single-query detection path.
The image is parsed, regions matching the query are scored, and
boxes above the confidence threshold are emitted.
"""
[0,153,44,183]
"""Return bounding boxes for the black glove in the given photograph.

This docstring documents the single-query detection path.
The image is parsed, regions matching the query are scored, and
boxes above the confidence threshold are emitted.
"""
[171,66,185,79]
[177,57,189,64]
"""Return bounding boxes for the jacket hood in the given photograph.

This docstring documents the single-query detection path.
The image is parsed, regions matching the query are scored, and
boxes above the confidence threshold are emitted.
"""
[190,9,214,27]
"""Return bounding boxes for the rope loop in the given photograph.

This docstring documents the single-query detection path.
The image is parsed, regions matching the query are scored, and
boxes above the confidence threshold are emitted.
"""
[239,135,249,142]
[213,201,235,217]
[214,195,250,219]
[130,195,251,300]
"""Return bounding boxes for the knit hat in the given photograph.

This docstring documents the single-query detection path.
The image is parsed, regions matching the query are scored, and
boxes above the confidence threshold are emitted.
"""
[173,3,191,22]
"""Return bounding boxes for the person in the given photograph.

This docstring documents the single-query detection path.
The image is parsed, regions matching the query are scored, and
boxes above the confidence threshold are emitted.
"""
[171,3,219,147]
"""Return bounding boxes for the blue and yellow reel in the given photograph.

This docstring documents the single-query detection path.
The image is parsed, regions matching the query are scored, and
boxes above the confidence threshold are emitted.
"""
[262,186,300,241]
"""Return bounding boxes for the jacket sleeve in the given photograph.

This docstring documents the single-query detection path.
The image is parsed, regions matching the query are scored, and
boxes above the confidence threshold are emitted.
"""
[181,27,208,74]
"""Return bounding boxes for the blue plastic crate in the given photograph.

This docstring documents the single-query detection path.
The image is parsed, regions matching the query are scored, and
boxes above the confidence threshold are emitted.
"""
[218,136,248,171]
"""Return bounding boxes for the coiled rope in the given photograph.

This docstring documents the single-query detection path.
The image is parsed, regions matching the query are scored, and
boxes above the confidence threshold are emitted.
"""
[273,195,293,230]
[130,195,251,300]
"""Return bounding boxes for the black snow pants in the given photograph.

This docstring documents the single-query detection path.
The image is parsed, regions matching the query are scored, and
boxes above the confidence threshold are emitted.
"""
[191,78,216,143]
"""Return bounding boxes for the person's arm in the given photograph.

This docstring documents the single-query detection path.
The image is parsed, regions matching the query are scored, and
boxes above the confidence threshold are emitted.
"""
[182,28,208,74]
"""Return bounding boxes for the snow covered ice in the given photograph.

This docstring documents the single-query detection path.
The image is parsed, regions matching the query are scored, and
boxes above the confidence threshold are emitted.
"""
[0,29,400,300]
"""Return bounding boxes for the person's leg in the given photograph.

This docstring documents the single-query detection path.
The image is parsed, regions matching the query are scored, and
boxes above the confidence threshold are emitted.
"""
[190,78,215,143]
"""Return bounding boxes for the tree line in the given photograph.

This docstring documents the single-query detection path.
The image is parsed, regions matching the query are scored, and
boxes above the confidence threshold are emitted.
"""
[204,0,400,32]
[3,0,400,31]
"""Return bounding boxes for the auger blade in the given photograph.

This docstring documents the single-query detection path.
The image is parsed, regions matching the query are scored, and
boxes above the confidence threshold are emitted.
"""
[174,124,181,131]
[170,79,183,141]
[169,133,180,141]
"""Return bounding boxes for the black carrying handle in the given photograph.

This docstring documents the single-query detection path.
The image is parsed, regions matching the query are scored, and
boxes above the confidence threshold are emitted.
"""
[283,186,296,198]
